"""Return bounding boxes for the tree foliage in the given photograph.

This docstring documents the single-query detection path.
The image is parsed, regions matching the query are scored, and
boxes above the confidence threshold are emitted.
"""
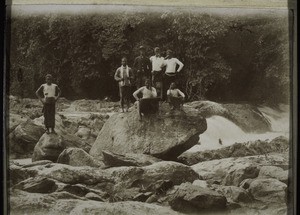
[8,11,290,104]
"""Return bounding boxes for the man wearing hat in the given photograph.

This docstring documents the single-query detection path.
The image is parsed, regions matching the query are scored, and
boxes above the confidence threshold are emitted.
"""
[133,45,152,89]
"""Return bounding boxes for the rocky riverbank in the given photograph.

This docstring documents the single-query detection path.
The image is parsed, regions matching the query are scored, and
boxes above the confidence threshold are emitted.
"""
[7,97,291,215]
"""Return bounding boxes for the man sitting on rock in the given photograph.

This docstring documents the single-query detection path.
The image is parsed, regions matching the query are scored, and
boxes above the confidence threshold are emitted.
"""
[167,82,185,110]
[133,79,159,120]
[35,74,61,134]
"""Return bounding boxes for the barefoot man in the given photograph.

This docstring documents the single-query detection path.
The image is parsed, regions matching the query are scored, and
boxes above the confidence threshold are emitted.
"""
[114,57,134,112]
[167,82,185,110]
[35,74,61,134]
[133,79,159,120]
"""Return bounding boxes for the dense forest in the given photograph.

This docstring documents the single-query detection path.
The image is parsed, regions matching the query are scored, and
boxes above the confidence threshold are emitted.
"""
[8,9,290,104]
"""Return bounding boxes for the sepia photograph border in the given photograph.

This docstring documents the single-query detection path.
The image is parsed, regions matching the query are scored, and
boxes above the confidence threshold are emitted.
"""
[3,0,298,214]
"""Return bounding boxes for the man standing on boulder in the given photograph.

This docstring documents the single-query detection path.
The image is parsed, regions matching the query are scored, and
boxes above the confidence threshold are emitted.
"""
[161,49,184,100]
[133,46,152,89]
[114,57,134,113]
[133,79,159,120]
[150,47,164,98]
[35,74,61,134]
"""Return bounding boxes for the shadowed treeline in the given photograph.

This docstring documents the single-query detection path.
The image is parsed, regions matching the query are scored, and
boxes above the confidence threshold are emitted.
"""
[8,10,290,104]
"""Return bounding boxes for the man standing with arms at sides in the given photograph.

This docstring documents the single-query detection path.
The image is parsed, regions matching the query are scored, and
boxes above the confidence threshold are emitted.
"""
[114,57,134,113]
[150,47,164,98]
[133,45,152,89]
[35,74,61,134]
[161,49,184,100]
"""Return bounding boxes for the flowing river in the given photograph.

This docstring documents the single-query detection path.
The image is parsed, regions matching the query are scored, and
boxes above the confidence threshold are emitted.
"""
[188,104,290,152]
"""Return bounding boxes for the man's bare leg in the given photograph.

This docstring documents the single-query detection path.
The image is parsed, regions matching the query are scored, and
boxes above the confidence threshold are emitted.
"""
[121,98,125,113]
[126,99,130,112]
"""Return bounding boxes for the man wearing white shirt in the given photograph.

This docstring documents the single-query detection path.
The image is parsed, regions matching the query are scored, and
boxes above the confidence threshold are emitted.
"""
[114,57,134,113]
[133,79,159,120]
[167,82,185,110]
[35,74,61,134]
[162,49,184,100]
[150,47,164,98]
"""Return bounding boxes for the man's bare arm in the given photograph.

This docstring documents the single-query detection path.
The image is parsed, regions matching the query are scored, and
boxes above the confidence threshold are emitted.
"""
[114,69,122,82]
[35,85,44,104]
[55,86,61,101]
[176,59,184,72]
[133,87,143,101]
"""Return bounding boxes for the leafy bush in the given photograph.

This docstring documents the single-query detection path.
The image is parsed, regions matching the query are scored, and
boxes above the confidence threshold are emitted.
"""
[8,10,290,104]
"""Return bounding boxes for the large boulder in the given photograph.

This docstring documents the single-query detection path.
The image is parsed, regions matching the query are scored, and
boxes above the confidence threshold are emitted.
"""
[9,162,39,186]
[32,133,66,162]
[8,113,27,133]
[57,148,104,168]
[13,176,57,193]
[75,126,91,140]
[178,136,289,165]
[211,185,252,203]
[164,182,227,213]
[59,112,109,142]
[185,100,228,117]
[25,163,113,185]
[106,161,200,192]
[9,119,45,158]
[90,106,207,160]
[248,178,287,203]
[258,166,289,184]
[9,114,91,159]
[57,183,108,200]
[192,153,289,186]
[10,189,183,215]
[33,114,92,152]
[102,150,161,167]
[223,103,271,133]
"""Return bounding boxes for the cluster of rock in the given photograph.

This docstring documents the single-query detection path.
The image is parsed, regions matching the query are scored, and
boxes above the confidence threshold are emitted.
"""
[8,98,290,214]
[8,112,109,159]
[178,136,289,165]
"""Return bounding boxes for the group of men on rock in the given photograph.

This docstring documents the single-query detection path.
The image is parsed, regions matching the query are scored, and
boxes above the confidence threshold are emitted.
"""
[114,45,185,119]
[35,46,186,134]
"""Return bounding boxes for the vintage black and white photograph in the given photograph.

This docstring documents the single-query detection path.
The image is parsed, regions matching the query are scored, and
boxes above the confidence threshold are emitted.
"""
[5,1,296,215]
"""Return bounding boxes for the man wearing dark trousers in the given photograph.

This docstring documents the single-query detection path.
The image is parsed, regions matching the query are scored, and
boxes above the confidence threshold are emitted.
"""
[150,47,164,98]
[114,57,134,112]
[161,49,184,100]
[133,46,152,89]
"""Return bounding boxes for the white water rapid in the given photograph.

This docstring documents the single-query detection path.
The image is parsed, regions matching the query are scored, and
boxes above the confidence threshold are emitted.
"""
[188,104,290,152]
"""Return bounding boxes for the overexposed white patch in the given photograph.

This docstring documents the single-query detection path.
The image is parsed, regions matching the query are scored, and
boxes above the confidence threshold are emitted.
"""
[188,105,289,152]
